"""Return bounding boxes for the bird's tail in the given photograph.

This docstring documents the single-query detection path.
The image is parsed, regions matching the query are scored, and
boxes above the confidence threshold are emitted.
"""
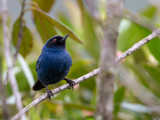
[32,80,45,91]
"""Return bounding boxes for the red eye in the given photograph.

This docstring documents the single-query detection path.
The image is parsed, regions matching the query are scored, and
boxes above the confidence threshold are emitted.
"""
[53,39,56,42]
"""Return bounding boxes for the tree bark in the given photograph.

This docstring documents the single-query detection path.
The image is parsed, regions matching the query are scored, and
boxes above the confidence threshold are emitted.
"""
[96,0,124,120]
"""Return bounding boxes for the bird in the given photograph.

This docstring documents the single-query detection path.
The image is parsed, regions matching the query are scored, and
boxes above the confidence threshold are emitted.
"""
[32,34,75,99]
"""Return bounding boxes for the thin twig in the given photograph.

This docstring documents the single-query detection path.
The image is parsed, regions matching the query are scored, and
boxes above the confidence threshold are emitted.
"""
[11,68,100,120]
[12,27,160,120]
[0,38,8,119]
[13,0,26,64]
[85,0,102,26]
[115,28,160,62]
[1,0,24,119]
[4,0,26,84]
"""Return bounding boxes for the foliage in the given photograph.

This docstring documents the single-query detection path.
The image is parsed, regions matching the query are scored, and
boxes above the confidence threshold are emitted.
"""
[0,0,160,120]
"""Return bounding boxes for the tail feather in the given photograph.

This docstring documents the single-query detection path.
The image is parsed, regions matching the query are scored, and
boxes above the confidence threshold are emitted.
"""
[32,80,45,91]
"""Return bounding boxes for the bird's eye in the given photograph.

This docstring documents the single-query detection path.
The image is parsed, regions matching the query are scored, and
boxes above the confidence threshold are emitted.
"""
[53,39,56,42]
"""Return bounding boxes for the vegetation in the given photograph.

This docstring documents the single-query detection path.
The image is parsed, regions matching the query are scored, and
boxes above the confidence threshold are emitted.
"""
[1,0,160,119]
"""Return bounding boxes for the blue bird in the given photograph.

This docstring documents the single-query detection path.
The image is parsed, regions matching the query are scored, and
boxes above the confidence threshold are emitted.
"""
[33,34,75,99]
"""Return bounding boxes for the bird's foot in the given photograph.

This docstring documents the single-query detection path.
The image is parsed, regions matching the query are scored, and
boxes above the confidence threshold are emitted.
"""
[46,88,54,99]
[64,78,76,90]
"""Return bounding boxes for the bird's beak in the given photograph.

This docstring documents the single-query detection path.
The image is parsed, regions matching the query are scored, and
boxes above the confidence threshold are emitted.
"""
[61,34,69,44]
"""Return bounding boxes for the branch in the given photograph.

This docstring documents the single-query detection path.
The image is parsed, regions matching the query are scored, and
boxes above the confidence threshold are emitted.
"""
[0,35,8,119]
[85,0,102,26]
[115,28,160,62]
[13,0,26,64]
[4,0,26,84]
[1,0,25,119]
[11,68,100,120]
[12,27,160,120]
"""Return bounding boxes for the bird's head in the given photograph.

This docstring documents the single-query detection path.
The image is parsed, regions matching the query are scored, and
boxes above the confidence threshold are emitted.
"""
[46,34,69,48]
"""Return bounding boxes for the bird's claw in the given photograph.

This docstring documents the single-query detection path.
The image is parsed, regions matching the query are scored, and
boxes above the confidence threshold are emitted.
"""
[66,79,76,90]
[46,88,54,99]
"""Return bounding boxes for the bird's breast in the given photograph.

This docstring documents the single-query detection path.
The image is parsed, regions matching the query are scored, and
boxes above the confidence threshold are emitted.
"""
[37,49,72,85]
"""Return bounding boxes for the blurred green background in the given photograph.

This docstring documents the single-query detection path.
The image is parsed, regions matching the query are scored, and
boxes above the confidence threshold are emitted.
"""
[1,0,160,119]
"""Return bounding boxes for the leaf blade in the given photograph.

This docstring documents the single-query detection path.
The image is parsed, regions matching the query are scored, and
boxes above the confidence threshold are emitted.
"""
[12,18,33,57]
[32,0,55,12]
[32,8,84,44]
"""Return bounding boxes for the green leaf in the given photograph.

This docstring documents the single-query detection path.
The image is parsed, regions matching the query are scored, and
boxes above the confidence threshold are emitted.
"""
[147,37,160,63]
[17,55,34,88]
[83,12,100,61]
[32,0,55,12]
[118,20,150,51]
[28,107,41,120]
[12,18,33,57]
[118,6,160,63]
[76,0,85,23]
[118,5,160,62]
[45,101,94,112]
[143,64,160,86]
[118,19,160,63]
[33,11,58,43]
[114,86,125,116]
[68,59,96,90]
[140,6,160,62]
[57,12,74,30]
[32,8,84,44]
[132,49,148,63]
[140,6,156,18]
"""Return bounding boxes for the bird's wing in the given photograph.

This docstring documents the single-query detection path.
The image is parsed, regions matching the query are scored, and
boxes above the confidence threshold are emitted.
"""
[35,54,42,72]
[36,60,40,72]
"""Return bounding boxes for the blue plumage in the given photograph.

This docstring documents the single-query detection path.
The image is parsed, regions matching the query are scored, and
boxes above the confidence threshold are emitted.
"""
[33,34,74,98]
[37,46,72,84]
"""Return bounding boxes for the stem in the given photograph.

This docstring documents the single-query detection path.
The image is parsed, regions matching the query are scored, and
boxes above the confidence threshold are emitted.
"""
[95,0,124,120]
[0,32,8,120]
[1,0,25,119]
